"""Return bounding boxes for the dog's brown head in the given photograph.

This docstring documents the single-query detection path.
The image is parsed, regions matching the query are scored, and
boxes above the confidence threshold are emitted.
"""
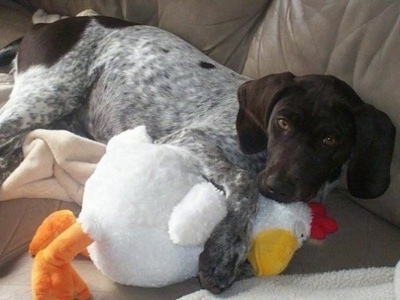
[236,72,395,203]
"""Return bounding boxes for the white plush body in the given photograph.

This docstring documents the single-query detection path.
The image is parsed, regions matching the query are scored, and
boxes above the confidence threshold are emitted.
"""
[78,127,227,287]
[78,126,313,287]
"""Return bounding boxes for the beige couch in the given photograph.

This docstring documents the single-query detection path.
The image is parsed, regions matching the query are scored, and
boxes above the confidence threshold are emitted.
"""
[0,0,399,299]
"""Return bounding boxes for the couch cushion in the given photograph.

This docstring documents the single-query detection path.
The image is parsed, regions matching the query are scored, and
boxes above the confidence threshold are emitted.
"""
[0,2,32,46]
[0,1,33,73]
[158,0,270,72]
[287,190,400,274]
[0,198,81,267]
[242,0,400,227]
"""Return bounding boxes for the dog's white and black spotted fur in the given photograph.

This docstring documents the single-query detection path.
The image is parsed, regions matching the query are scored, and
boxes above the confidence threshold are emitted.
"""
[0,16,395,293]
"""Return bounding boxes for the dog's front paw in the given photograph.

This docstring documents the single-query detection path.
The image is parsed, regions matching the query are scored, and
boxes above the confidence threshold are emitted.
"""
[198,223,249,293]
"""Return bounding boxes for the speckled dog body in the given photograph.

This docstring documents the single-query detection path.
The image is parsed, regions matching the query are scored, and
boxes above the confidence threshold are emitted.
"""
[1,18,261,169]
[0,17,264,292]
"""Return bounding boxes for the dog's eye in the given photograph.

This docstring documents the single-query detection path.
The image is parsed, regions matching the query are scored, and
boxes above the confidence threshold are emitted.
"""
[277,118,290,130]
[322,136,337,147]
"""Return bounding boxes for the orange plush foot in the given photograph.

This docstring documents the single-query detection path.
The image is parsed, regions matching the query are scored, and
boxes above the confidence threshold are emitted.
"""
[31,223,93,300]
[32,250,90,300]
[30,210,77,256]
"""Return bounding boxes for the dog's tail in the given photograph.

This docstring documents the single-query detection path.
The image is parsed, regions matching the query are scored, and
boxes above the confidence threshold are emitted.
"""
[0,37,22,68]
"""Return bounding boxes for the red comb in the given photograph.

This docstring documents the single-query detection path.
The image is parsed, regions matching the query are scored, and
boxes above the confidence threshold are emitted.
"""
[308,202,339,240]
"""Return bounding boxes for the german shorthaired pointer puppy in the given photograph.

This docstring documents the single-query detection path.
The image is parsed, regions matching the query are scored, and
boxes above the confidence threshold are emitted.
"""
[0,16,395,293]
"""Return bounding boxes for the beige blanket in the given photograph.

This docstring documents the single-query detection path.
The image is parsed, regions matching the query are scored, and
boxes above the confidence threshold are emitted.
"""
[0,129,105,204]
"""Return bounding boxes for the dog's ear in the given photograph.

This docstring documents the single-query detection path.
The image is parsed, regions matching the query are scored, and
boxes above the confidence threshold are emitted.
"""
[236,72,295,154]
[347,105,395,198]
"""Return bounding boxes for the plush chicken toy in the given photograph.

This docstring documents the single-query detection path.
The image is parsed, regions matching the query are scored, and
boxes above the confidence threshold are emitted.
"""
[29,126,338,299]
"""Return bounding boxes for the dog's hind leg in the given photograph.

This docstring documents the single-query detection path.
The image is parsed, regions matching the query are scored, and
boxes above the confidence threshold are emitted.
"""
[0,61,100,145]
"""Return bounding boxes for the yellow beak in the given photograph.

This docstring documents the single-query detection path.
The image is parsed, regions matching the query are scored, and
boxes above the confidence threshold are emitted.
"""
[247,228,298,276]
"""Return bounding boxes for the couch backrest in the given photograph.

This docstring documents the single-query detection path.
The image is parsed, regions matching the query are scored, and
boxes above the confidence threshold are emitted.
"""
[243,0,400,226]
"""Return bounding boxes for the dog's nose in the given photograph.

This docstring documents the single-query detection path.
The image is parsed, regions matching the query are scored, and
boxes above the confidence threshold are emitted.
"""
[259,174,296,203]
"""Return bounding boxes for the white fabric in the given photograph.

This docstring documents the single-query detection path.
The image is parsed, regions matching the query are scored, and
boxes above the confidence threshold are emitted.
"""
[180,260,400,300]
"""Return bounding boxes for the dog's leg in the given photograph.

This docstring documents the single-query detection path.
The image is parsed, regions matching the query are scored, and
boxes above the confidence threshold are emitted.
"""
[197,168,258,293]
[158,128,258,293]
[0,63,95,144]
[0,134,25,183]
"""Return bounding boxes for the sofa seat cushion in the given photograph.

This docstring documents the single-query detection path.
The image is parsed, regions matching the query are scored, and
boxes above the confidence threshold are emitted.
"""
[0,199,81,267]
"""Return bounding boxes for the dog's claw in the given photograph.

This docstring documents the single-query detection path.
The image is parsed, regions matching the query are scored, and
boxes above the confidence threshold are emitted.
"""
[198,270,224,294]
[198,267,232,294]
